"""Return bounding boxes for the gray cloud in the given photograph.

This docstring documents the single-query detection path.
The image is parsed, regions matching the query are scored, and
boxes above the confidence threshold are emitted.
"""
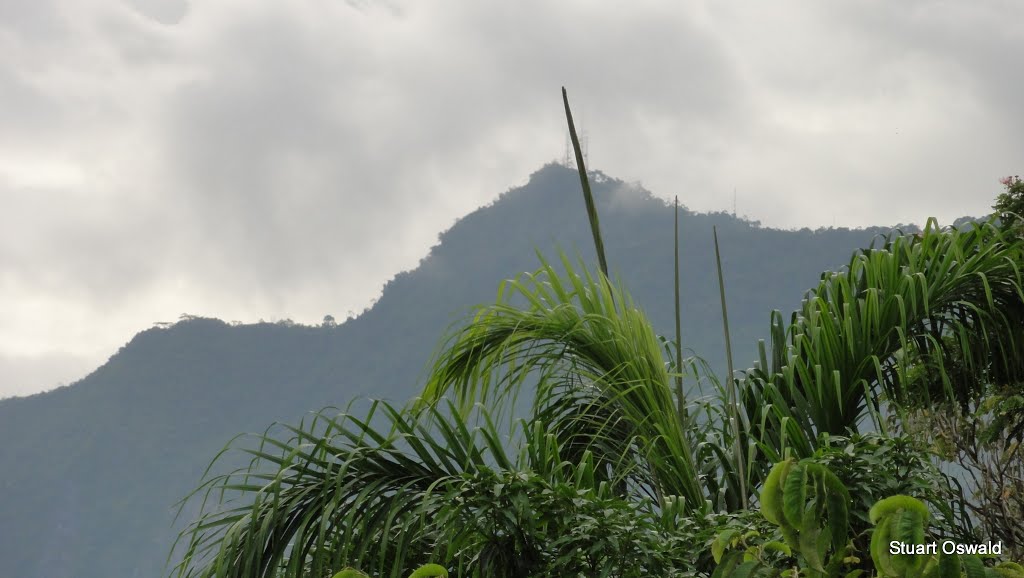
[127,0,188,25]
[1,0,1022,397]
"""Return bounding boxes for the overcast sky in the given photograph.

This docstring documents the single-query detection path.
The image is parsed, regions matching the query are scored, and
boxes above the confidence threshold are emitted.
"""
[2,0,1022,398]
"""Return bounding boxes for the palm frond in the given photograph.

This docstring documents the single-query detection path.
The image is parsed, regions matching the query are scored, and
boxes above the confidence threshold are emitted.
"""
[743,218,1024,465]
[421,253,707,512]
[171,400,516,578]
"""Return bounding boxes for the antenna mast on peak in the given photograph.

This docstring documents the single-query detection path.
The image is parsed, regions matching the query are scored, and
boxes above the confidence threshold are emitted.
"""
[580,105,589,167]
[564,118,589,168]
[563,131,574,168]
[582,129,589,167]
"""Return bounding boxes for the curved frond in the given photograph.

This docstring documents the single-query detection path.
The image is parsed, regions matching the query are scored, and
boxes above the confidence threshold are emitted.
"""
[421,254,707,512]
[170,400,513,578]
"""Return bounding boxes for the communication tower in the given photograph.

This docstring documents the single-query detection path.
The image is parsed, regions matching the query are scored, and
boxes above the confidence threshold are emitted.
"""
[561,106,590,168]
[582,129,589,167]
[564,131,574,168]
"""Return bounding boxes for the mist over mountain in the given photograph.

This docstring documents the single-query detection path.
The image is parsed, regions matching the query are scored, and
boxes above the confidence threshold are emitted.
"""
[0,164,934,577]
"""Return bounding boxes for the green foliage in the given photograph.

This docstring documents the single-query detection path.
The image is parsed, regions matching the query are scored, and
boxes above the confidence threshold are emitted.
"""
[761,459,850,576]
[868,495,931,577]
[329,564,447,578]
[716,463,1024,578]
[994,175,1024,233]
[0,166,910,577]
[7,159,1023,578]
[407,564,448,578]
[421,254,706,512]
[169,393,707,577]
[172,222,1024,576]
[331,569,369,578]
[866,495,1024,578]
[436,468,698,577]
[714,458,854,577]
[809,433,970,546]
[168,133,1024,578]
[979,393,1024,447]
[170,399,507,578]
[741,217,1024,472]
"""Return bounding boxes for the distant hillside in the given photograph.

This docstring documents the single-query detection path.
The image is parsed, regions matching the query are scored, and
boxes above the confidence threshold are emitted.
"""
[0,164,925,577]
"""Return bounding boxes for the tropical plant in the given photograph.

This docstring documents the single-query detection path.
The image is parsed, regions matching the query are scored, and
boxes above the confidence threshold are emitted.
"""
[866,495,1024,578]
[808,433,972,554]
[716,457,852,578]
[420,253,706,511]
[740,216,1024,459]
[170,91,1024,577]
[995,175,1024,233]
[330,564,447,578]
[168,261,710,578]
[714,464,1024,578]
[900,403,1024,559]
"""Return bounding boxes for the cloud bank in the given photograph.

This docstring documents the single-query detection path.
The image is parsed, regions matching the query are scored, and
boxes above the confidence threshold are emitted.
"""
[1,0,1021,396]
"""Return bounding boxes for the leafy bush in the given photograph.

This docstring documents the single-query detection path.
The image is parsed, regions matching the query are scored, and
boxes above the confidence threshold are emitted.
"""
[713,458,853,577]
[713,459,1024,578]
[867,495,1024,578]
[995,175,1024,233]
[431,468,698,577]
[809,433,973,548]
[900,404,1024,559]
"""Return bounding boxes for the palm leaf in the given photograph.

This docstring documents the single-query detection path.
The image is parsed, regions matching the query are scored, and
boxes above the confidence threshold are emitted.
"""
[743,219,1024,465]
[420,254,707,512]
[171,400,512,578]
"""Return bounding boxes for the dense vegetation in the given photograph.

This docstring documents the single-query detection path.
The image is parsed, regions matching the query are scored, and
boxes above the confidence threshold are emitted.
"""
[166,99,1024,578]
[0,165,914,578]
[2,177,1017,577]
